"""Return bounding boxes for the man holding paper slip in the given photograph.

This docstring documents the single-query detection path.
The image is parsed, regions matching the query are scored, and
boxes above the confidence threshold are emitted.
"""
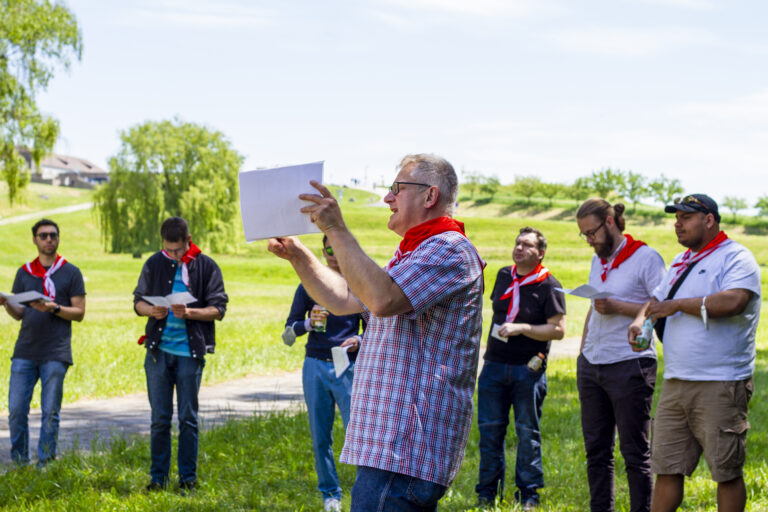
[628,194,760,512]
[0,218,86,466]
[268,154,484,511]
[475,226,566,509]
[282,235,364,512]
[576,199,666,512]
[133,217,228,490]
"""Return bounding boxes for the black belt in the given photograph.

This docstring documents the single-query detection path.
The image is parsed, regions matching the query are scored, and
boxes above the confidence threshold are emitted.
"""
[308,354,333,362]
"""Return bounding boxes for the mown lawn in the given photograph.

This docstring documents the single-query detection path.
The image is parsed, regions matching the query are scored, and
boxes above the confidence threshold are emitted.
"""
[0,190,766,510]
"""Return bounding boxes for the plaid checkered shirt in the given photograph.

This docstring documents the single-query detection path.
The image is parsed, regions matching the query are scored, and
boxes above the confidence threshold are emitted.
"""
[339,231,485,486]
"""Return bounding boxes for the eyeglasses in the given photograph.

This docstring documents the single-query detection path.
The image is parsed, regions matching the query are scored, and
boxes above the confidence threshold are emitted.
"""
[578,220,605,241]
[324,246,334,256]
[389,181,431,196]
[36,232,59,240]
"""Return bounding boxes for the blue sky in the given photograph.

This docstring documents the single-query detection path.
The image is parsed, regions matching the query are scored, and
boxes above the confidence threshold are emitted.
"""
[39,0,768,207]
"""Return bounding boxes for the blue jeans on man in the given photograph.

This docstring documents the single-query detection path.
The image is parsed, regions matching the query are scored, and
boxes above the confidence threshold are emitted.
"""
[144,349,204,485]
[8,358,69,465]
[351,466,447,511]
[476,360,548,505]
[302,356,354,500]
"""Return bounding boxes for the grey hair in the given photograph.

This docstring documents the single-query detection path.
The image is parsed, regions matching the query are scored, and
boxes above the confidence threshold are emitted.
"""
[397,154,458,215]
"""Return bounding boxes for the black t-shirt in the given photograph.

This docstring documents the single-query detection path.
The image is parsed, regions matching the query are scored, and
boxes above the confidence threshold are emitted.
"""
[11,262,86,365]
[484,266,566,366]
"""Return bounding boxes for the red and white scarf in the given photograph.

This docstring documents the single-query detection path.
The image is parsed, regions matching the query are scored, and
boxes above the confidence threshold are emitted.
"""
[387,216,468,270]
[161,240,201,287]
[499,263,550,322]
[600,234,646,282]
[669,231,729,285]
[23,255,67,300]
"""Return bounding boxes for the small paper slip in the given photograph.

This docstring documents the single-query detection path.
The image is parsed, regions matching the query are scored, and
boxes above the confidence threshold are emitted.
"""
[331,345,351,378]
[239,161,324,241]
[555,285,614,300]
[142,292,197,308]
[0,291,52,305]
[490,324,508,342]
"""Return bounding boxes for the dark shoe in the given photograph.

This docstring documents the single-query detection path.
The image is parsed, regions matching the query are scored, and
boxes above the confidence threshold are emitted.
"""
[514,489,539,510]
[178,479,197,493]
[476,496,495,509]
[146,481,166,492]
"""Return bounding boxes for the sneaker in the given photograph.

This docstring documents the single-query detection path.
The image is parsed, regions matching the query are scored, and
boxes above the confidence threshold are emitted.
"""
[323,497,341,512]
[522,501,538,511]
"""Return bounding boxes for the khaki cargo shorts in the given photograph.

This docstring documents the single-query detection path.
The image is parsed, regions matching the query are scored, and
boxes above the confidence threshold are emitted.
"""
[651,378,752,482]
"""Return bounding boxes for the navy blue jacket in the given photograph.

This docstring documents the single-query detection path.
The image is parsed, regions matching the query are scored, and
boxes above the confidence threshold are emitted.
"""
[286,284,364,361]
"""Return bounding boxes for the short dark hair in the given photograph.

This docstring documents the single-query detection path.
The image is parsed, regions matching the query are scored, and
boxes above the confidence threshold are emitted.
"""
[32,218,59,237]
[161,217,189,242]
[519,226,547,253]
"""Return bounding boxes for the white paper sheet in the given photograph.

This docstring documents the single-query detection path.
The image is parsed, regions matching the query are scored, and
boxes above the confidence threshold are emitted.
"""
[555,285,615,299]
[490,323,508,342]
[331,345,351,378]
[239,162,324,241]
[0,291,52,305]
[142,292,197,308]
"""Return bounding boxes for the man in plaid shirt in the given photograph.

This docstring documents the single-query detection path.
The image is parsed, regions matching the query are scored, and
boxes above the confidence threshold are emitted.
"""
[269,154,484,511]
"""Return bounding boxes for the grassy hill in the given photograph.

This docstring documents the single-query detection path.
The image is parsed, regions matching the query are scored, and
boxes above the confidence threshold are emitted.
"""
[0,187,766,510]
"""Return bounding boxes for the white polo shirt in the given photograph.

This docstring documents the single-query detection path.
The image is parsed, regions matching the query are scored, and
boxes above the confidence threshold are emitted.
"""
[583,239,666,365]
[653,239,761,381]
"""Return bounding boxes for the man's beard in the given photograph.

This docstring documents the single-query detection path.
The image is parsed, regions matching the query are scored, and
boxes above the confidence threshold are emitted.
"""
[595,230,619,260]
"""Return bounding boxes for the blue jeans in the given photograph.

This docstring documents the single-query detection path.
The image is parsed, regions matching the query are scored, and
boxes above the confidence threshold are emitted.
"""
[302,356,354,500]
[351,466,448,512]
[144,350,204,484]
[476,360,548,503]
[8,359,68,465]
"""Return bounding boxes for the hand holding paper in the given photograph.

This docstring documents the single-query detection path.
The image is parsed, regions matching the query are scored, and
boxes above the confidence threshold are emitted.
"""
[299,181,347,234]
[331,345,351,377]
[0,291,53,306]
[555,285,615,300]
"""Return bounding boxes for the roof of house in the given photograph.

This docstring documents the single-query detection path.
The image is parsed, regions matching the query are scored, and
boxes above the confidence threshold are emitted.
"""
[39,154,107,176]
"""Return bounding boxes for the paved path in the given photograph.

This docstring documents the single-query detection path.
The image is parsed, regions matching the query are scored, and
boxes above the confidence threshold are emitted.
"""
[0,202,93,225]
[0,337,580,466]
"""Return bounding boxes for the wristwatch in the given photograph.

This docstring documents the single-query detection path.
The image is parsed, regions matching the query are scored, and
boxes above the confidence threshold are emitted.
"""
[53,304,61,315]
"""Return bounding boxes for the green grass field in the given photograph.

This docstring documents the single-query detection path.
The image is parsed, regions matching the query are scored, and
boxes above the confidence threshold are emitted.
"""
[0,182,93,219]
[0,187,766,510]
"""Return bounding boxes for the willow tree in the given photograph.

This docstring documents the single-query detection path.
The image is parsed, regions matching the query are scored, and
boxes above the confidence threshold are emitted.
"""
[1,0,82,205]
[95,119,243,254]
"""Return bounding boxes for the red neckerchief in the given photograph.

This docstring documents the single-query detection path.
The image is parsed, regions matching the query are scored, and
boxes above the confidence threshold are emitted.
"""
[499,263,550,322]
[600,234,646,282]
[161,241,202,287]
[669,231,729,285]
[24,255,67,300]
[387,216,467,270]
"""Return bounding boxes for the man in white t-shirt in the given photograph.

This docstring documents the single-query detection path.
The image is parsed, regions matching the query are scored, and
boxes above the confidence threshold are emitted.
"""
[629,194,760,512]
[576,199,666,512]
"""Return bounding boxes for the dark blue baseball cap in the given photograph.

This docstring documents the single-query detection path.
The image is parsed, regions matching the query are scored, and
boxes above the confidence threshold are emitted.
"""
[664,194,721,222]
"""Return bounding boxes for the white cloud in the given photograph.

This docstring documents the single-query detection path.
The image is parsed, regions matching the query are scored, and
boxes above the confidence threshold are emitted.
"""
[132,0,275,28]
[546,26,717,56]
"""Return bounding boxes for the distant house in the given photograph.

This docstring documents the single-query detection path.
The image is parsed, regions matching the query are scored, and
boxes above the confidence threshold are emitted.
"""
[18,147,109,188]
